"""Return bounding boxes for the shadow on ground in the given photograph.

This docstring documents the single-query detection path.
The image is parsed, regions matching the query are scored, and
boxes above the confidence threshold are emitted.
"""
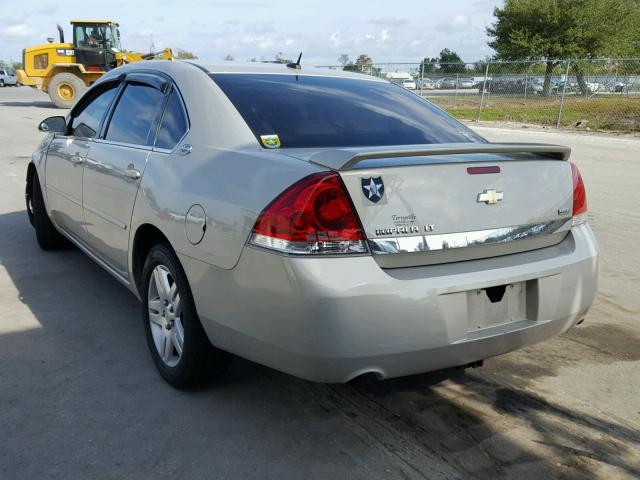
[0,100,56,109]
[1,209,638,479]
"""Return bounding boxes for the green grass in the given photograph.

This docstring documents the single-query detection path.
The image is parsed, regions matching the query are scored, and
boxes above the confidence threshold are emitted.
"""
[426,95,640,132]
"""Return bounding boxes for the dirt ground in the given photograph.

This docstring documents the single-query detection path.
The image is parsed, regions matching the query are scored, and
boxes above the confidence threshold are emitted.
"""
[1,87,638,479]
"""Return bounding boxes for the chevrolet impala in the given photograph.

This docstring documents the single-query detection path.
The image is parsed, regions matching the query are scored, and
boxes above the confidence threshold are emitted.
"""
[26,61,599,387]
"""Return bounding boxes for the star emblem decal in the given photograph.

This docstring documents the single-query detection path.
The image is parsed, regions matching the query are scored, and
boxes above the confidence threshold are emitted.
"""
[361,176,385,203]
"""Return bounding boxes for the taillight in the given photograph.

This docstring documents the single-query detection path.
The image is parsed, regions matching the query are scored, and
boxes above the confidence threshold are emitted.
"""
[571,162,587,226]
[249,172,367,255]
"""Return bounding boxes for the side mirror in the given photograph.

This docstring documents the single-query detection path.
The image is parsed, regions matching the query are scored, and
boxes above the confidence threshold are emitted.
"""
[39,116,67,134]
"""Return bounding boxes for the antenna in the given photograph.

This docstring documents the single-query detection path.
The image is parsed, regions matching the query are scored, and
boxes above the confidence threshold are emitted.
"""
[287,52,302,70]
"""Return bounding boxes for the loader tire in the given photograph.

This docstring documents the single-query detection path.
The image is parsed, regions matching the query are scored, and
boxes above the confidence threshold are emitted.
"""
[48,72,87,109]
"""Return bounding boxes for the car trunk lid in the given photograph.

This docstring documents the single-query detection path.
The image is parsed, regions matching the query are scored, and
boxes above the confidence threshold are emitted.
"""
[301,143,573,268]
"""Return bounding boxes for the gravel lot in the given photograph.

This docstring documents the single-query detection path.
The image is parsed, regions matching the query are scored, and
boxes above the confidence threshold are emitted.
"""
[1,87,639,480]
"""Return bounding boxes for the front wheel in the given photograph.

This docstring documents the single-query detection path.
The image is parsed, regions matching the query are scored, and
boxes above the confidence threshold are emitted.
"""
[141,244,231,388]
[48,72,87,108]
[0,80,4,87]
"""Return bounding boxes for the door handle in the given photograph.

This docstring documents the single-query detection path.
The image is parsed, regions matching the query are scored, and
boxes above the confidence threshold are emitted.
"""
[70,154,84,164]
[124,168,141,180]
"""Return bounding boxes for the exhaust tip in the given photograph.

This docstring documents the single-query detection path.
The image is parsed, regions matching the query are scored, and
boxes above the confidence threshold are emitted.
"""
[347,370,385,384]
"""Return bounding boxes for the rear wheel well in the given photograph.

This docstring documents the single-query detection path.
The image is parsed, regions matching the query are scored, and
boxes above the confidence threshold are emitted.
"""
[132,224,173,291]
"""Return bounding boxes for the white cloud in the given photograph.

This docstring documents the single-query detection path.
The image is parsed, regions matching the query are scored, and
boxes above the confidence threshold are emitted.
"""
[245,21,276,34]
[3,24,34,37]
[368,17,409,28]
[451,14,469,29]
[34,4,57,16]
[380,29,390,42]
[240,35,275,49]
[329,31,341,47]
[437,14,470,31]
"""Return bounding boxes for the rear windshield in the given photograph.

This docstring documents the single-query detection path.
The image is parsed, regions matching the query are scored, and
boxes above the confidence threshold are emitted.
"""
[210,73,484,149]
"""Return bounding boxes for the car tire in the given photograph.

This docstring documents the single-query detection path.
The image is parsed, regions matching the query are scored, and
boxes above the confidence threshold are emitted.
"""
[141,243,232,388]
[48,72,87,109]
[0,80,5,87]
[31,172,72,250]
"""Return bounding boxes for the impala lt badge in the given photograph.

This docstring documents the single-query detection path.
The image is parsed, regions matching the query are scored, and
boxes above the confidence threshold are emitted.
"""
[477,189,504,204]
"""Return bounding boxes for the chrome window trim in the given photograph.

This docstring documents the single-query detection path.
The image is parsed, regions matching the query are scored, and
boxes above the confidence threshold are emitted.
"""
[369,219,571,255]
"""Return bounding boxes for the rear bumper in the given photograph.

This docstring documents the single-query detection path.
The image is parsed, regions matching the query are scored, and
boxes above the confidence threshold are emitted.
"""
[181,224,599,383]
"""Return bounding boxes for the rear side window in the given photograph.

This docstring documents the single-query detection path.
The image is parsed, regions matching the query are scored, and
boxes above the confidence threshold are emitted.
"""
[106,83,165,146]
[211,74,484,148]
[70,83,119,138]
[156,89,188,150]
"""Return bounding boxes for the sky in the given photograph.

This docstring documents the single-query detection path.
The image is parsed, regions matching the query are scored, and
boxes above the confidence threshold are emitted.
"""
[0,0,502,66]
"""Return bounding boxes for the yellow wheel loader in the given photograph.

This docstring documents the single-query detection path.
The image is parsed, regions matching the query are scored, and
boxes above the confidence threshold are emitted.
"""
[16,21,173,108]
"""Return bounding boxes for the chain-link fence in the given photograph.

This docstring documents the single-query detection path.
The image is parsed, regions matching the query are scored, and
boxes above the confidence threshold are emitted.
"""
[320,59,640,131]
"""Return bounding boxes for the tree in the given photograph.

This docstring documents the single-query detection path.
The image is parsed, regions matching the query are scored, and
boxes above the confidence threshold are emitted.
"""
[355,54,373,74]
[419,50,466,76]
[175,49,198,59]
[419,57,438,76]
[223,54,234,61]
[438,49,462,64]
[342,54,380,76]
[274,52,292,64]
[487,0,640,95]
[437,49,466,74]
[338,54,350,66]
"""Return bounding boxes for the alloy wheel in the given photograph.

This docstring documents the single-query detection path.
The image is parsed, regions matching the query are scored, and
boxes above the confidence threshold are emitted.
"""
[147,265,184,367]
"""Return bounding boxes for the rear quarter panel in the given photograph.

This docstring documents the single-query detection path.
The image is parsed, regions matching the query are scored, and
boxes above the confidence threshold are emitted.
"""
[130,146,322,271]
[126,63,324,273]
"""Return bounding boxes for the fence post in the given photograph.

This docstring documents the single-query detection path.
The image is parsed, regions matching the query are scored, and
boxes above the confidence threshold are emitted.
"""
[454,73,459,107]
[476,61,490,123]
[524,74,528,102]
[557,60,571,128]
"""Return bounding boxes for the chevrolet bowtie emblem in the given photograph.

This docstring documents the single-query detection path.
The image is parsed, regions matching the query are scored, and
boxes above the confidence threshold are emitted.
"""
[477,189,504,204]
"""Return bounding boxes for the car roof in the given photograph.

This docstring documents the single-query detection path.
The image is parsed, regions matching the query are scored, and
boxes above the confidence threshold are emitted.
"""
[104,60,386,83]
[191,61,387,81]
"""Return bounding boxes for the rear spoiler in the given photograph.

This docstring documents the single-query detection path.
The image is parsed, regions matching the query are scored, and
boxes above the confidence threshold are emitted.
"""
[308,143,571,171]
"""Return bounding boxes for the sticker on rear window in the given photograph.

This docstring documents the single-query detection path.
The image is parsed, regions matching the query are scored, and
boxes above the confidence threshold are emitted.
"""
[260,134,281,149]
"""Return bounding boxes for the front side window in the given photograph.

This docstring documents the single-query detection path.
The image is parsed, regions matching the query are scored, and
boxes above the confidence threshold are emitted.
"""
[74,24,117,49]
[70,83,119,138]
[105,83,165,146]
[155,89,188,150]
[211,73,484,148]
